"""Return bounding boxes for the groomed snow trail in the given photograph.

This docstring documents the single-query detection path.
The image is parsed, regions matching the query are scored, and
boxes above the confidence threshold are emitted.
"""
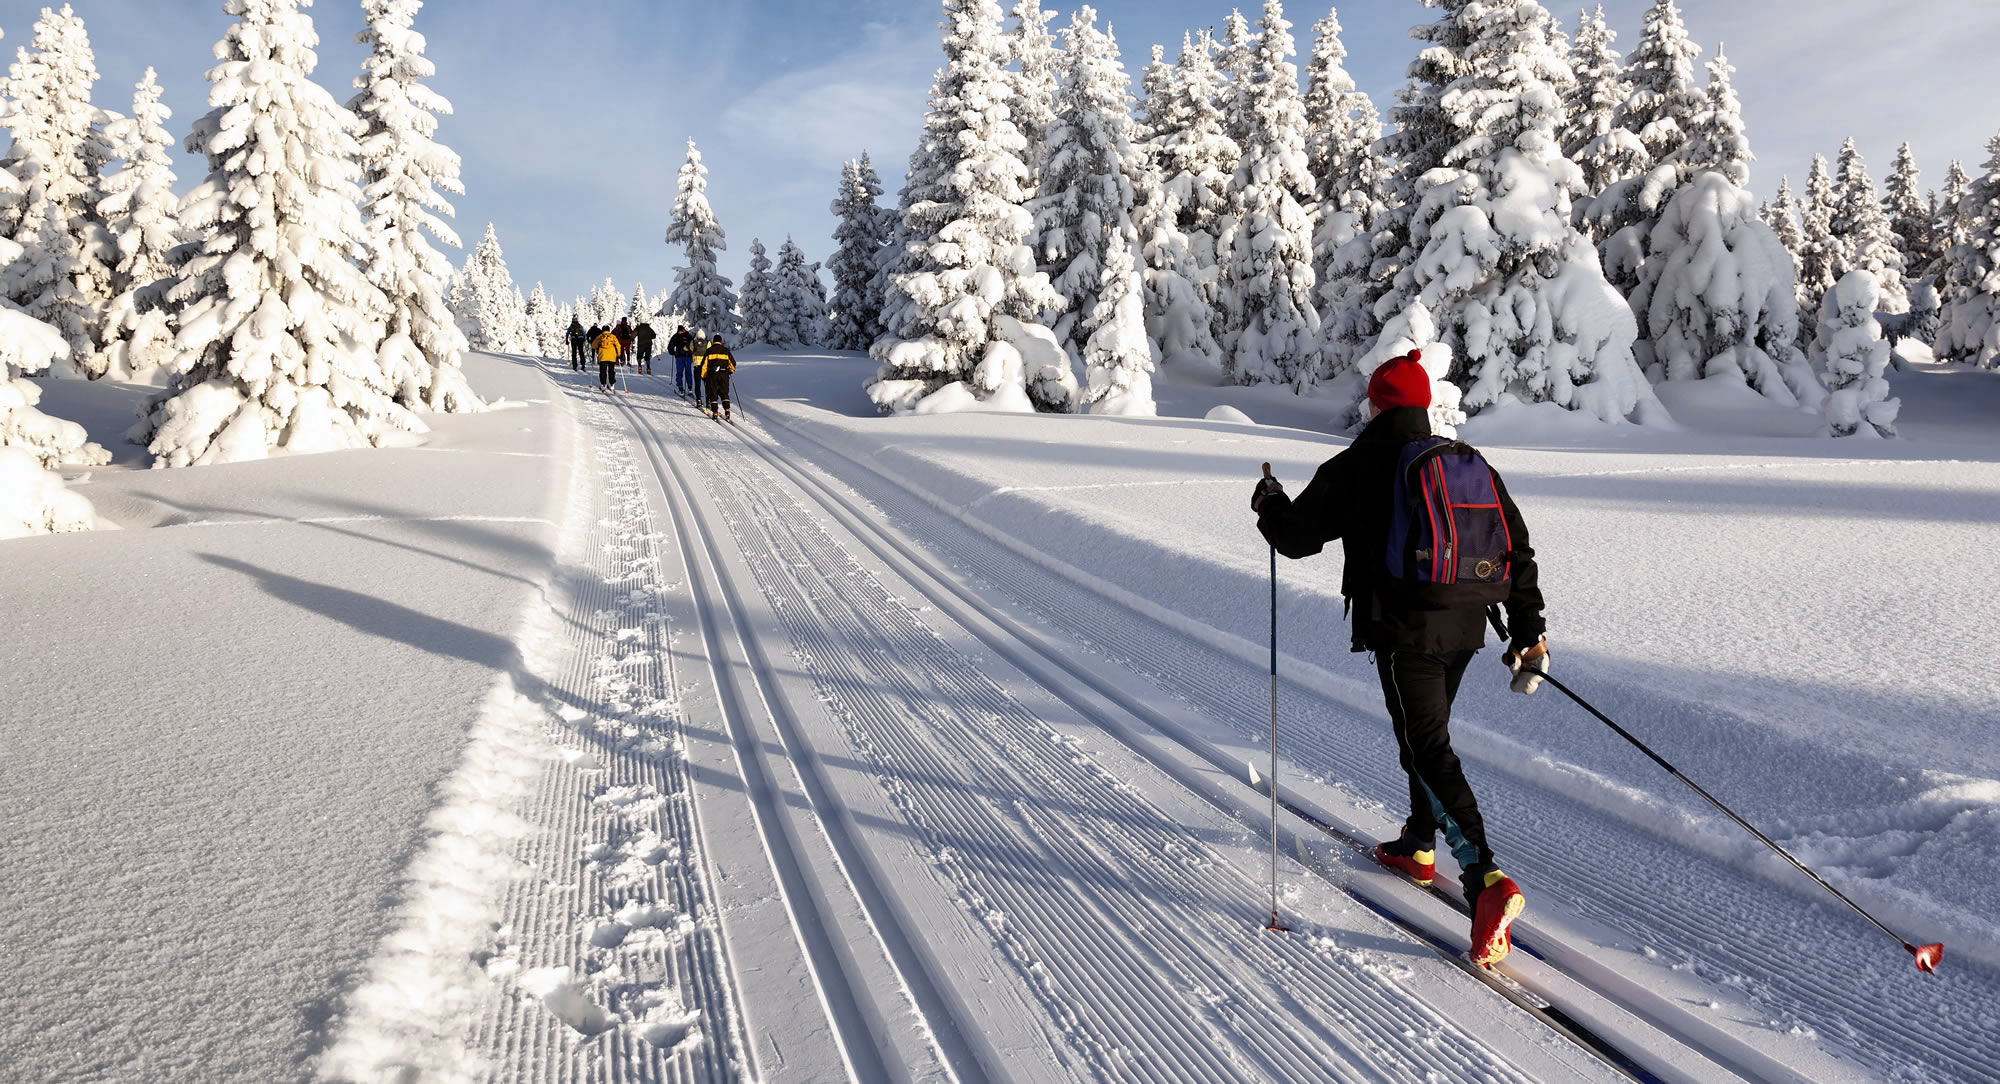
[567,369,1624,1084]
[742,402,2000,1084]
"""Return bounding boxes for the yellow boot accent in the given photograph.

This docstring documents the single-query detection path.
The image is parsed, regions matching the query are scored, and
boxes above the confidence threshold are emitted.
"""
[1482,868,1508,888]
[1414,849,1435,864]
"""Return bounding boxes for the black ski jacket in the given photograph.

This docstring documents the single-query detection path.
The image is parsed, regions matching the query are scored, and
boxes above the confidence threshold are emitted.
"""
[667,330,695,357]
[1256,406,1545,655]
[635,324,657,351]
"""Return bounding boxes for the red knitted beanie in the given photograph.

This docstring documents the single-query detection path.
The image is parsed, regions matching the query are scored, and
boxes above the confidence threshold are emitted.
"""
[1367,351,1431,412]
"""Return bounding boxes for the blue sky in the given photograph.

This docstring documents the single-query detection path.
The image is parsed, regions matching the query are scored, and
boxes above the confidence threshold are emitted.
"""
[41,0,2000,309]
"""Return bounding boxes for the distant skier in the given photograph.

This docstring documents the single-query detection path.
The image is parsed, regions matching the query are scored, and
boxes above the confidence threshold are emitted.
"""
[667,325,697,398]
[613,317,634,364]
[1251,352,1549,968]
[634,321,658,375]
[566,317,587,370]
[594,324,623,392]
[699,335,736,421]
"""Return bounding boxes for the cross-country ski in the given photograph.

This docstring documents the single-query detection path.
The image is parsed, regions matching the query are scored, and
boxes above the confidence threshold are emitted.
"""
[3,0,1992,1081]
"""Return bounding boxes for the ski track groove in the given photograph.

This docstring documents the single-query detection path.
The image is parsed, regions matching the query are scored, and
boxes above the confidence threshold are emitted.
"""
[637,394,1567,1084]
[748,400,1998,1084]
[470,400,745,1083]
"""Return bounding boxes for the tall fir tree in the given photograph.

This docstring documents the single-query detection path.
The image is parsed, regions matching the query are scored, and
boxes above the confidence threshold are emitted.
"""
[1613,0,1703,166]
[1300,9,1388,386]
[1937,134,2000,367]
[94,67,181,380]
[1929,159,1972,284]
[1795,153,1841,333]
[1132,43,1220,373]
[452,224,525,352]
[1559,5,1646,199]
[1680,44,1749,186]
[1830,137,1908,312]
[868,0,1063,413]
[0,19,107,533]
[589,277,623,329]
[1763,176,1804,268]
[826,154,890,351]
[1217,0,1319,386]
[1814,270,1898,434]
[1146,31,1238,343]
[627,281,649,325]
[350,0,479,413]
[1,4,115,370]
[1217,9,1258,157]
[1007,0,1059,188]
[1374,0,1654,423]
[144,0,415,467]
[664,139,738,334]
[1883,142,1930,282]
[739,238,776,345]
[1030,5,1145,392]
[770,236,828,348]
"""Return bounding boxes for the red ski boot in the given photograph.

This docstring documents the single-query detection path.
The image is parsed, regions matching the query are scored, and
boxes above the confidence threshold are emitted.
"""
[1467,870,1525,968]
[1374,835,1435,886]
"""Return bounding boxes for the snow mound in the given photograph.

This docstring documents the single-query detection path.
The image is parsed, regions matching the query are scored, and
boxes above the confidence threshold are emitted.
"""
[1204,405,1255,425]
[1652,376,1828,437]
[0,447,96,539]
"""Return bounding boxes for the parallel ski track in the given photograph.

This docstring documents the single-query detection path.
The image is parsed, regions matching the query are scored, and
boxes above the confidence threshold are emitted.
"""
[737,398,1998,1084]
[471,402,746,1081]
[618,388,1622,1084]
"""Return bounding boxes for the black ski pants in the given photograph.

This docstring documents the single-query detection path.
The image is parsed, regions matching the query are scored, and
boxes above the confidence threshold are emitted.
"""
[570,340,585,369]
[1376,649,1492,873]
[599,360,616,387]
[705,372,731,413]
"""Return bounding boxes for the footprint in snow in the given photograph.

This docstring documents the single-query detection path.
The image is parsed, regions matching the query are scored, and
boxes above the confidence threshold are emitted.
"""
[521,967,616,1037]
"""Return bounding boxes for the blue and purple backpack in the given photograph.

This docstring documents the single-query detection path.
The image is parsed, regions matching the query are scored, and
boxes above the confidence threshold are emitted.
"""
[1384,437,1516,610]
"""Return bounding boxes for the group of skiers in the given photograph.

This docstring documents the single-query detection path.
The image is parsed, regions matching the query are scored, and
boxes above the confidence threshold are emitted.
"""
[564,315,738,421]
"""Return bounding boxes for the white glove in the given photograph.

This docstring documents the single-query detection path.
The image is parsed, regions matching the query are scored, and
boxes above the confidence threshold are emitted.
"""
[1504,638,1549,695]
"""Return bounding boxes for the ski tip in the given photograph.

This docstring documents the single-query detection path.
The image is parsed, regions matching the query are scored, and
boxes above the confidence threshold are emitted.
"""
[1909,942,1944,973]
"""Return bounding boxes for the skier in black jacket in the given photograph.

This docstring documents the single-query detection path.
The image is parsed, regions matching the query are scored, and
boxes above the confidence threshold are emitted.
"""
[566,317,587,370]
[634,322,658,375]
[667,326,697,396]
[1253,352,1549,967]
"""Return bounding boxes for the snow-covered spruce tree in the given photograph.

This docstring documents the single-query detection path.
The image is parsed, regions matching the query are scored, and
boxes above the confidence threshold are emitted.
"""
[1081,226,1154,414]
[1,4,115,371]
[825,156,887,350]
[1217,0,1318,387]
[867,0,1064,414]
[1007,0,1059,187]
[0,303,105,535]
[771,236,828,348]
[1763,176,1803,266]
[1146,31,1239,345]
[1559,5,1646,200]
[1587,0,1704,299]
[1681,45,1749,185]
[1372,0,1654,424]
[664,139,738,335]
[628,281,650,327]
[506,284,531,352]
[1813,270,1897,435]
[523,283,558,356]
[1795,153,1841,335]
[1883,142,1930,283]
[350,0,480,412]
[1300,9,1389,388]
[1633,171,1818,401]
[1937,134,2000,367]
[1216,9,1258,154]
[1132,43,1220,372]
[738,238,775,345]
[454,224,525,352]
[143,0,417,468]
[1830,138,1908,313]
[93,67,181,381]
[1929,159,1972,284]
[589,277,623,329]
[1030,7,1144,382]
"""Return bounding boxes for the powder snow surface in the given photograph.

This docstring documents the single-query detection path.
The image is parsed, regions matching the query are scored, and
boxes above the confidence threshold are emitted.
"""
[8,346,1997,1083]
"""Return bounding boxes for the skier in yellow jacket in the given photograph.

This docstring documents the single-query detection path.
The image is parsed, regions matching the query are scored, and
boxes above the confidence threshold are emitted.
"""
[699,336,736,421]
[594,326,623,392]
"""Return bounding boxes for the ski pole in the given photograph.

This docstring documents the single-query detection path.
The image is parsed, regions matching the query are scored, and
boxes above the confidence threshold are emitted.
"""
[1532,668,1943,973]
[1262,463,1288,933]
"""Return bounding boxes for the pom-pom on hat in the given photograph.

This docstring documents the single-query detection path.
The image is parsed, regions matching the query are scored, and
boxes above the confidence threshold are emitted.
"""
[1367,350,1431,412]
